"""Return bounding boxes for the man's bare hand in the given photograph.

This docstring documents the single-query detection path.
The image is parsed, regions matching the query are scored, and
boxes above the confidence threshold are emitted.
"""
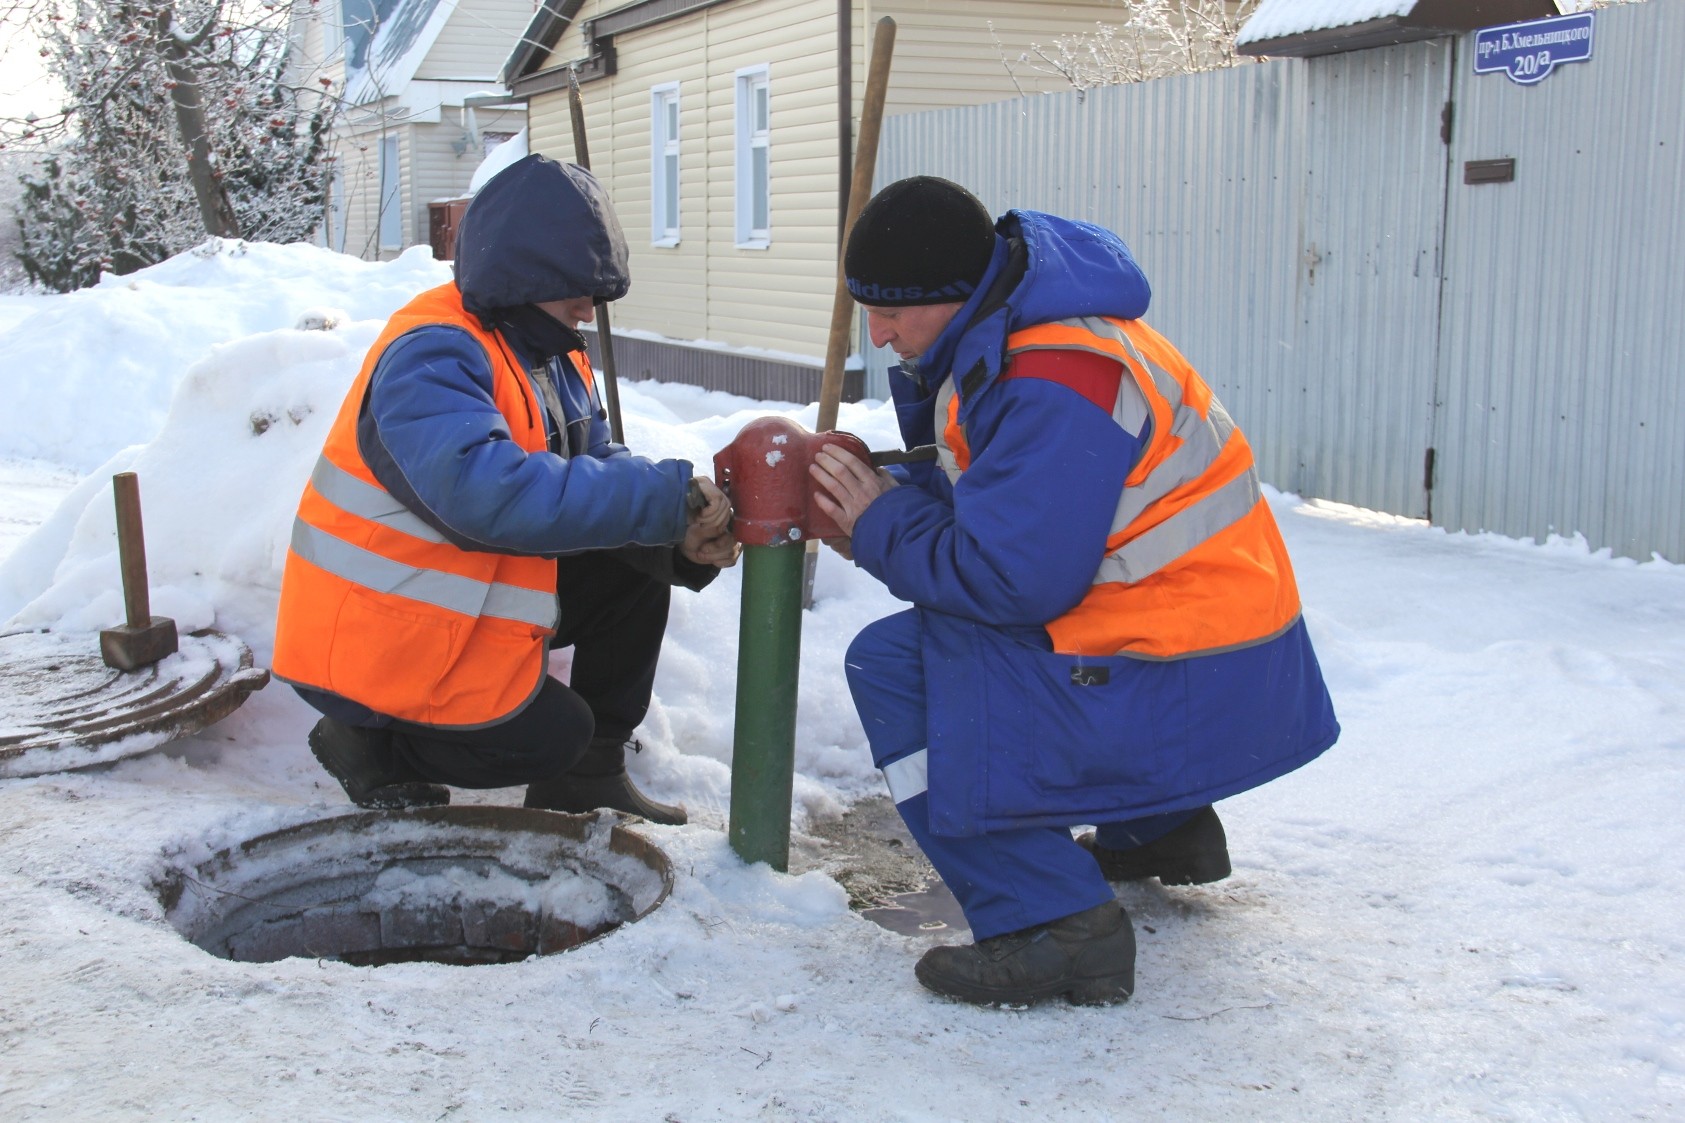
[809,445,897,538]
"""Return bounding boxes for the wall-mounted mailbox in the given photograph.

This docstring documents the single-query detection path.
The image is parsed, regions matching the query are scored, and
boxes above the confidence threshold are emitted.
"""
[1465,158,1517,185]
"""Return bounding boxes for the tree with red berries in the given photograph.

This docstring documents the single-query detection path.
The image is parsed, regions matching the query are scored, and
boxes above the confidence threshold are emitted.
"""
[3,0,338,291]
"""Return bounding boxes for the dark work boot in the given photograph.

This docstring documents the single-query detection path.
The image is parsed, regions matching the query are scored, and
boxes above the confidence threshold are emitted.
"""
[522,737,688,826]
[1076,805,1231,886]
[914,901,1136,1007]
[307,718,450,811]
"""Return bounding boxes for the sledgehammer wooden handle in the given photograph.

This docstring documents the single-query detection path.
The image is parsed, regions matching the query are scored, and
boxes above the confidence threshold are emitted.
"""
[113,472,151,628]
[100,472,178,670]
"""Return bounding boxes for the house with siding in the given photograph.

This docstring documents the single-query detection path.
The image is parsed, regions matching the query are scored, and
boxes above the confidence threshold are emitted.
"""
[500,0,1172,402]
[296,0,534,260]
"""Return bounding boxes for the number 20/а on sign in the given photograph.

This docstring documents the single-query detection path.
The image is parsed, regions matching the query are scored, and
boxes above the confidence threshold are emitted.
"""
[1474,12,1595,86]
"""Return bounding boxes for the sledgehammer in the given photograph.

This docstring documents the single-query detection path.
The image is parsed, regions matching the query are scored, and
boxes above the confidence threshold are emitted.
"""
[99,472,178,671]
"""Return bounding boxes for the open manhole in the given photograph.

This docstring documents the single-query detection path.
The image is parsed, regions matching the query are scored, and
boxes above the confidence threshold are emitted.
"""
[160,807,672,966]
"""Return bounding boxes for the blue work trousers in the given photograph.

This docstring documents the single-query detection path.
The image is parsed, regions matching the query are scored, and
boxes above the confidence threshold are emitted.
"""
[845,610,1190,940]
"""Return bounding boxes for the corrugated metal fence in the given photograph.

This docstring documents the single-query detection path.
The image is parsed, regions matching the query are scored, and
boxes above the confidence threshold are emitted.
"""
[869,0,1683,561]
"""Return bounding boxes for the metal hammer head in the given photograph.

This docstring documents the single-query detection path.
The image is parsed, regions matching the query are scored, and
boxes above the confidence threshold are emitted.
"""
[100,616,179,671]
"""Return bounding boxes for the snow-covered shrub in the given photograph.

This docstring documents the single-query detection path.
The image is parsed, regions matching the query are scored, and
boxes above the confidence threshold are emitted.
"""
[999,1,1260,91]
[5,0,337,292]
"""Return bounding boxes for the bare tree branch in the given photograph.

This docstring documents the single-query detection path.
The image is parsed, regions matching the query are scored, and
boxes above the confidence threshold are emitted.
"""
[1014,0,1260,92]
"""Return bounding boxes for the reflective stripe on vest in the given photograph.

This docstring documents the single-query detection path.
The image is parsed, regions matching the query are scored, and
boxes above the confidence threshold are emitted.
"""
[308,456,447,544]
[1008,319,1262,585]
[300,457,560,624]
[289,519,558,629]
[271,283,562,727]
[932,314,1300,659]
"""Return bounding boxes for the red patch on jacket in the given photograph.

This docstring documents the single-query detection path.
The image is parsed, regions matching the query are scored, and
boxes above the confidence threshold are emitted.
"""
[1001,348,1123,412]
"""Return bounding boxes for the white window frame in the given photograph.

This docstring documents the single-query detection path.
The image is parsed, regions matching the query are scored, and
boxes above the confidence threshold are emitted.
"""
[378,136,403,251]
[328,164,348,252]
[733,64,770,249]
[650,82,681,247]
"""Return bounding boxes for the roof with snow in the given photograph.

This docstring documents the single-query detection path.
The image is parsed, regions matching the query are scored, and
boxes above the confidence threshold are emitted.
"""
[342,0,460,105]
[1237,0,1563,58]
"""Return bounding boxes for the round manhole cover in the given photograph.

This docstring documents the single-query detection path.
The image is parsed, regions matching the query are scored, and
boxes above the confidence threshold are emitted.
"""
[161,807,673,965]
[0,628,269,778]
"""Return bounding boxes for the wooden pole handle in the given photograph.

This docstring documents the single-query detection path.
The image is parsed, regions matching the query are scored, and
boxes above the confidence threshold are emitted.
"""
[112,472,151,628]
[568,68,626,444]
[817,16,897,434]
[567,69,589,166]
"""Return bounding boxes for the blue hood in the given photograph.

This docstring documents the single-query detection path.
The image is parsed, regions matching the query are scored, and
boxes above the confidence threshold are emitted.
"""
[453,154,630,316]
[925,209,1151,420]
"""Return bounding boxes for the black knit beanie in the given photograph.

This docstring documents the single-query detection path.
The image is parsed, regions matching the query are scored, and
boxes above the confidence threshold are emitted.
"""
[844,176,996,307]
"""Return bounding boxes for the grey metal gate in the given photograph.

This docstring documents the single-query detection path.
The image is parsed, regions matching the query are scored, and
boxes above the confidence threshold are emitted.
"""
[871,0,1685,561]
[1432,1,1685,557]
[872,41,1456,522]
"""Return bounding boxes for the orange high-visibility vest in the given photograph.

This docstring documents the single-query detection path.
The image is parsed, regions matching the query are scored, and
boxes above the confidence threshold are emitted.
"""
[933,315,1302,660]
[272,284,575,727]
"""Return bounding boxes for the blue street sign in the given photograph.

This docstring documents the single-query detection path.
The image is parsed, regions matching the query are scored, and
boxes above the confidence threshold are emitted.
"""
[1474,12,1595,86]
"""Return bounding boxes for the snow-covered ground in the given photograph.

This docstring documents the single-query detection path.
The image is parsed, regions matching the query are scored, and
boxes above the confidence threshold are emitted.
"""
[0,459,77,567]
[0,242,1681,1120]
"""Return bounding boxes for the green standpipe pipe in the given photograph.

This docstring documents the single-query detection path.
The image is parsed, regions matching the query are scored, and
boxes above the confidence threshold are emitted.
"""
[728,541,806,871]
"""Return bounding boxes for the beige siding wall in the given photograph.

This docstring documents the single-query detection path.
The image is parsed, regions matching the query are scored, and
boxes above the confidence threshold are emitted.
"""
[531,0,841,358]
[329,122,407,261]
[416,0,532,81]
[526,105,573,166]
[407,108,528,247]
[519,1,1188,363]
[329,106,526,260]
[544,0,609,62]
[292,6,349,80]
[867,1,1152,114]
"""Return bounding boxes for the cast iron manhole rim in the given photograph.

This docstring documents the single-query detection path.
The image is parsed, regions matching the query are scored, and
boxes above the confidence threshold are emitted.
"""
[159,806,675,966]
[0,627,270,778]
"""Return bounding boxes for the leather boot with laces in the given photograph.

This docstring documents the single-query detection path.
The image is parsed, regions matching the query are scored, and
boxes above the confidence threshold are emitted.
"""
[1077,805,1232,886]
[914,901,1136,1007]
[523,737,688,826]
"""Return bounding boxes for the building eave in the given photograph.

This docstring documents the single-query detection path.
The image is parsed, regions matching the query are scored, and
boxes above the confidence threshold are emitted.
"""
[1237,0,1563,59]
[502,0,590,86]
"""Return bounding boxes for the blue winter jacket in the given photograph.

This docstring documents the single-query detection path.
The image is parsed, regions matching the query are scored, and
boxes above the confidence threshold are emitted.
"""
[360,155,692,559]
[850,210,1339,836]
[296,155,699,727]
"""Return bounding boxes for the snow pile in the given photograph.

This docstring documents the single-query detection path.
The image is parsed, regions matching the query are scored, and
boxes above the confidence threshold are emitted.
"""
[468,127,529,194]
[0,239,449,472]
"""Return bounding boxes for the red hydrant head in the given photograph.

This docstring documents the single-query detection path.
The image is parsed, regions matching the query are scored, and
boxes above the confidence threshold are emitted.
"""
[713,417,872,547]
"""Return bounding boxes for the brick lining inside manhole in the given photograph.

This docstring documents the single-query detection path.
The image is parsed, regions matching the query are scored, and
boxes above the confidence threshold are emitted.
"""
[160,807,672,966]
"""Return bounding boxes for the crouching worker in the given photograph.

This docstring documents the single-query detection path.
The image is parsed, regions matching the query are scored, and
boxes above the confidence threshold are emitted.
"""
[272,154,738,825]
[811,177,1340,1006]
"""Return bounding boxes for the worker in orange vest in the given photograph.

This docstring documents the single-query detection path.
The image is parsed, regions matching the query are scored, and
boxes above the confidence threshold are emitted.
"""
[273,155,737,824]
[812,177,1338,1006]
